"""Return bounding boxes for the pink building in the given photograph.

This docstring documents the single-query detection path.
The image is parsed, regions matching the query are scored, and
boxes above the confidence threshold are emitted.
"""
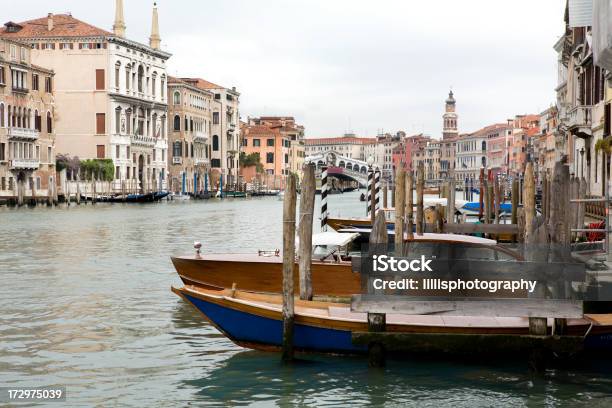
[392,134,430,171]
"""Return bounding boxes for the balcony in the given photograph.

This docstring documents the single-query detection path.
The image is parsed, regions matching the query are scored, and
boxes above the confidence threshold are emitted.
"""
[10,158,40,170]
[193,132,208,144]
[130,134,156,148]
[8,127,39,141]
[194,158,209,166]
[567,106,592,139]
[12,86,29,94]
[172,157,182,165]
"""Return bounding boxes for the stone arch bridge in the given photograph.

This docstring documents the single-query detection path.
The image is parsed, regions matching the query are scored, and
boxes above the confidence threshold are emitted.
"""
[305,151,369,188]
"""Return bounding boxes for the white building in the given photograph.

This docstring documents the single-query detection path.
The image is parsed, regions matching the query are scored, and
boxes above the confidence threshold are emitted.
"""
[455,132,487,181]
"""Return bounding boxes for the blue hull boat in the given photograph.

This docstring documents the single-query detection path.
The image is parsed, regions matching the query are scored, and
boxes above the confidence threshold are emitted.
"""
[172,286,612,355]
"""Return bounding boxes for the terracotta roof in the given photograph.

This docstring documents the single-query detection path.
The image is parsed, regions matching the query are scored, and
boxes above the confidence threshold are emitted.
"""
[0,14,111,39]
[304,136,376,145]
[180,77,225,90]
[244,125,280,136]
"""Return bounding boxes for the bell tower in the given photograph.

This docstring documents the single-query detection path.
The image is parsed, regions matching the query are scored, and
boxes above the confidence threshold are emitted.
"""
[442,89,458,140]
[113,0,126,38]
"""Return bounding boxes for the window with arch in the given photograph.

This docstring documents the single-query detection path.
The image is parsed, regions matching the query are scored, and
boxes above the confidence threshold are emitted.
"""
[115,61,121,89]
[212,135,219,151]
[173,115,180,131]
[152,72,157,97]
[46,112,52,134]
[115,107,121,134]
[137,65,144,92]
[0,103,4,127]
[173,91,180,105]
[173,140,182,158]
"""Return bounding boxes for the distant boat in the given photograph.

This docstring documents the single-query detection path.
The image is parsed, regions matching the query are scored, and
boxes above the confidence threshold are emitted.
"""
[172,285,612,355]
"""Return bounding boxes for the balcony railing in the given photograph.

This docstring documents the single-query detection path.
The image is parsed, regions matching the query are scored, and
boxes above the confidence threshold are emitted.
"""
[193,132,208,144]
[567,106,592,138]
[130,134,156,147]
[12,86,29,94]
[194,158,209,166]
[8,127,39,140]
[10,158,40,170]
[172,157,182,165]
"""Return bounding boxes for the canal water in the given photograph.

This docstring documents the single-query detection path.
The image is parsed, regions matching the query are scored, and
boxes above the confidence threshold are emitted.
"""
[2,191,612,406]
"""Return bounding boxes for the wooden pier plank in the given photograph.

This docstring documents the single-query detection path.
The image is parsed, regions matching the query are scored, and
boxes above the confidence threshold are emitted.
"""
[351,295,584,318]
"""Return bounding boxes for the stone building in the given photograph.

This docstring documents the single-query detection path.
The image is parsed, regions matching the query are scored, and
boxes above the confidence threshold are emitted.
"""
[0,37,55,203]
[1,1,172,193]
[180,78,240,189]
[241,123,291,188]
[167,76,213,193]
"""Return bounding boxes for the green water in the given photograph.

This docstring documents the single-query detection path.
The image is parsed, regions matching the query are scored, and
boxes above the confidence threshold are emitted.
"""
[1,191,612,406]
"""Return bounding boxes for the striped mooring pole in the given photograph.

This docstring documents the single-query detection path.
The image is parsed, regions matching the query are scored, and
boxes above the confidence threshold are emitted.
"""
[374,169,381,212]
[321,166,328,231]
[366,167,373,216]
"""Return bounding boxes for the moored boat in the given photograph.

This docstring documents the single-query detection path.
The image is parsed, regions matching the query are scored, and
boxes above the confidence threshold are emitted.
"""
[172,285,612,355]
[171,232,522,297]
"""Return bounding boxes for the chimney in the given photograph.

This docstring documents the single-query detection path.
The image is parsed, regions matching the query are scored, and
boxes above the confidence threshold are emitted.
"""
[47,13,53,31]
[113,0,126,37]
[149,2,161,50]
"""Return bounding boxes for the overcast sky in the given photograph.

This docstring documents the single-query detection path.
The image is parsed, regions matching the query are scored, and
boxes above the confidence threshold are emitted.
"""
[10,0,566,138]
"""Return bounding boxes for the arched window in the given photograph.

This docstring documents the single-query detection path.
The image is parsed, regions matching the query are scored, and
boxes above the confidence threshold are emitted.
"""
[27,108,32,129]
[0,103,4,127]
[173,115,180,131]
[115,107,122,134]
[115,61,121,89]
[46,112,52,134]
[173,91,180,105]
[481,141,486,151]
[151,71,157,97]
[190,142,194,158]
[137,65,144,92]
[212,135,219,151]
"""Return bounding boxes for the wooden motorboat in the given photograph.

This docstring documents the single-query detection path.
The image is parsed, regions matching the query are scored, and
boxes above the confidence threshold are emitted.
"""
[172,285,612,355]
[171,232,523,297]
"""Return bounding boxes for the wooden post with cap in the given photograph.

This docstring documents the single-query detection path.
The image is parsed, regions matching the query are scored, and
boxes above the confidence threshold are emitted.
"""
[282,173,297,362]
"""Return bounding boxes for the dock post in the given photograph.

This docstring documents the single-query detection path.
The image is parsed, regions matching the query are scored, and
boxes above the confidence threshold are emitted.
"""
[320,166,328,231]
[391,179,395,208]
[464,177,468,201]
[434,204,443,233]
[416,163,424,235]
[282,173,297,362]
[577,177,586,239]
[366,167,373,217]
[299,164,315,300]
[511,179,518,241]
[76,174,81,205]
[494,177,501,225]
[370,169,376,225]
[47,176,53,206]
[382,182,388,209]
[374,169,381,213]
[450,173,456,223]
[394,167,405,254]
[446,177,453,224]
[406,170,414,240]
[368,210,388,367]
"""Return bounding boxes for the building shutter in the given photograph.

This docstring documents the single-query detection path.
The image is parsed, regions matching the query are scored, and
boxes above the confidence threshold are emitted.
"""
[96,113,105,134]
[95,69,104,90]
[605,103,611,137]
[96,145,105,159]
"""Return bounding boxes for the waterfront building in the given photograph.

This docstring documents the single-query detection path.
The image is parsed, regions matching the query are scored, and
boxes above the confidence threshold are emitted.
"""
[391,134,430,172]
[1,4,172,192]
[167,76,213,193]
[534,107,558,177]
[508,115,540,176]
[241,123,291,188]
[304,134,376,162]
[483,123,512,178]
[411,137,440,181]
[555,2,609,196]
[248,116,305,178]
[180,78,240,189]
[454,131,487,181]
[0,37,55,201]
[375,131,404,181]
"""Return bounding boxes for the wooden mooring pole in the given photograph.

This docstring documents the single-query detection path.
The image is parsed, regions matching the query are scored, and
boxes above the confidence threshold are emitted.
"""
[282,173,297,362]
[406,170,414,240]
[394,167,405,254]
[299,164,315,301]
[368,209,388,367]
[416,163,424,235]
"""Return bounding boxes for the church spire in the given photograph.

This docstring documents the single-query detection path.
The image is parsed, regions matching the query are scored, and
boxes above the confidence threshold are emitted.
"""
[149,2,161,50]
[113,0,126,38]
